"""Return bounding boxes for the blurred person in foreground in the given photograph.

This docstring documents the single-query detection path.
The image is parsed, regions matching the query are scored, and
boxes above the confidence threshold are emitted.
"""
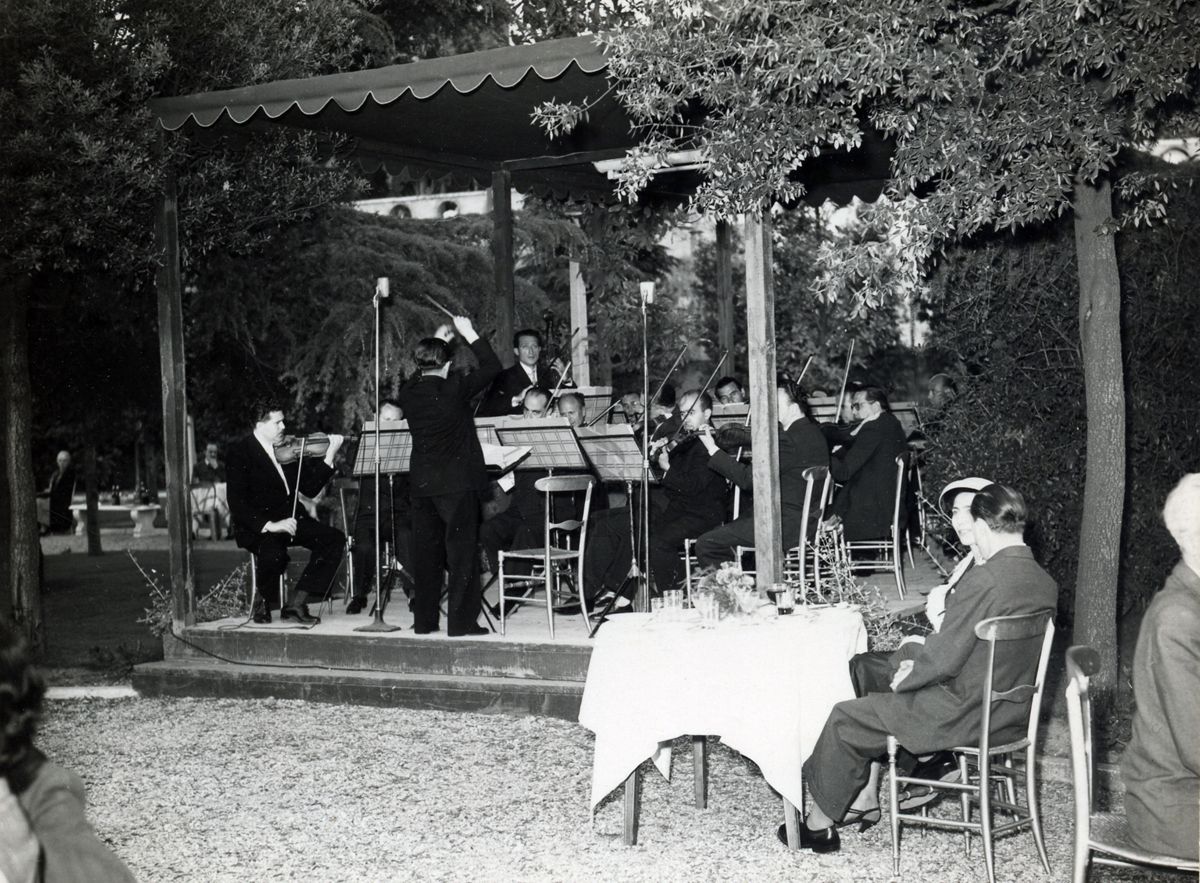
[1121,473,1200,861]
[0,620,137,882]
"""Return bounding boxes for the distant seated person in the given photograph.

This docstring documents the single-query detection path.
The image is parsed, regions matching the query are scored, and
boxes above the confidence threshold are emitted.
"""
[824,385,909,542]
[1121,473,1200,861]
[618,390,645,426]
[0,620,137,882]
[347,402,413,615]
[926,373,958,413]
[477,329,568,417]
[557,391,586,428]
[192,442,226,484]
[714,376,746,405]
[45,450,76,534]
[225,398,346,625]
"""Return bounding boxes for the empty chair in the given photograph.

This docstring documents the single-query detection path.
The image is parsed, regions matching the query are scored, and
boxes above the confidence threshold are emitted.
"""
[836,452,911,599]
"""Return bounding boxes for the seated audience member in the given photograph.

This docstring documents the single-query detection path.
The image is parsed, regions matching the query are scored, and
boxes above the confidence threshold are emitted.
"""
[714,376,746,405]
[45,450,76,534]
[586,390,729,602]
[1121,473,1200,861]
[695,377,828,566]
[347,402,413,615]
[785,484,1056,852]
[192,442,226,484]
[825,386,909,542]
[0,620,137,882]
[478,329,565,417]
[557,391,586,428]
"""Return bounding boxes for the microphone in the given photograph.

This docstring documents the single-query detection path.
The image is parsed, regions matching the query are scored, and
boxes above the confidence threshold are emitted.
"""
[376,277,390,298]
[640,281,655,305]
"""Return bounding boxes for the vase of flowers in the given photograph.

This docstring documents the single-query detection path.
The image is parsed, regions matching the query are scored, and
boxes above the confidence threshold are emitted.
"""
[693,562,759,618]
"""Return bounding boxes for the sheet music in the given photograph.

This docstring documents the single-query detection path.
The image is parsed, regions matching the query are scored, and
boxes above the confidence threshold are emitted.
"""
[575,426,656,484]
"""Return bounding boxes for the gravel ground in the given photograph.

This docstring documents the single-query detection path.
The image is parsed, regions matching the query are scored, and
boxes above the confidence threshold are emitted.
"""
[37,697,1181,883]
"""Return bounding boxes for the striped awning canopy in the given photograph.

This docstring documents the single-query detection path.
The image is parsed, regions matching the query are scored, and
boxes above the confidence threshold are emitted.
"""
[150,34,889,205]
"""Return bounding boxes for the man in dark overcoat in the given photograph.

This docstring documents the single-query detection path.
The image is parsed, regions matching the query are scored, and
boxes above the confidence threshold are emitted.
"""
[784,484,1057,852]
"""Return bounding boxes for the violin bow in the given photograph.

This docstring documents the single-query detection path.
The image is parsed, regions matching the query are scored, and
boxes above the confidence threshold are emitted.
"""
[666,350,728,447]
[648,342,689,413]
[546,361,572,406]
[796,355,814,385]
[290,436,307,520]
[834,340,856,422]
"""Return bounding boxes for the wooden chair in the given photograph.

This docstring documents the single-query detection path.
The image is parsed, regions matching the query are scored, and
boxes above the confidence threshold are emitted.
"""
[887,611,1055,883]
[1064,645,1199,882]
[783,466,832,593]
[836,452,911,599]
[190,483,222,540]
[498,475,595,638]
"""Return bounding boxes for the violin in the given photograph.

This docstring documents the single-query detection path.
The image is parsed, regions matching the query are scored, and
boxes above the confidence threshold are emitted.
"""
[273,433,337,464]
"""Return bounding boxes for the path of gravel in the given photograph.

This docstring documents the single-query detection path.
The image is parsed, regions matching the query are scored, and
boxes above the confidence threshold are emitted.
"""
[41,697,1175,882]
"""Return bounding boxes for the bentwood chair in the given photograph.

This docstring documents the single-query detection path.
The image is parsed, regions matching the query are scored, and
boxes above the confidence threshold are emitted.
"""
[1064,645,1199,881]
[836,452,911,599]
[783,466,833,594]
[887,611,1055,883]
[498,475,595,638]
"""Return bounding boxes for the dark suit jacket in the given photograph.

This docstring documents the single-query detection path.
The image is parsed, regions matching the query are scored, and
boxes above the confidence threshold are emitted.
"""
[478,362,561,417]
[660,434,729,526]
[707,417,829,512]
[879,545,1057,753]
[396,338,502,497]
[829,410,908,540]
[225,434,333,548]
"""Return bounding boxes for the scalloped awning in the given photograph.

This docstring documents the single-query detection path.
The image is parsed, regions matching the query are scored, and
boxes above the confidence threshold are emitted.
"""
[149,34,890,204]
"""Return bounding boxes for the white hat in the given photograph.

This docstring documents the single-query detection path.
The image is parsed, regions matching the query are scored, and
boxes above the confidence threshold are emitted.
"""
[938,477,993,517]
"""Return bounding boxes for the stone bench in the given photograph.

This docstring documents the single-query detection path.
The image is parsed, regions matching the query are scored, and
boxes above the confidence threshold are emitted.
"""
[69,503,164,537]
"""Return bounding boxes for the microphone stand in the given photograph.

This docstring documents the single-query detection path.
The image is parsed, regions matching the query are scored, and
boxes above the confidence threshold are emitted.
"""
[357,276,401,633]
[637,282,654,612]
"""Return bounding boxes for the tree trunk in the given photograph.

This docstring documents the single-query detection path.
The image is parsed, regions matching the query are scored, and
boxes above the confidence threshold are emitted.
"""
[1,274,43,650]
[1071,177,1126,692]
[85,443,103,556]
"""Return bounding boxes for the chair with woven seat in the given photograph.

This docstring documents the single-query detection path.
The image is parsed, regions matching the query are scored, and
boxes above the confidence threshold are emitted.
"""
[498,475,595,638]
[783,465,833,593]
[1064,645,1199,882]
[836,452,911,599]
[887,611,1055,883]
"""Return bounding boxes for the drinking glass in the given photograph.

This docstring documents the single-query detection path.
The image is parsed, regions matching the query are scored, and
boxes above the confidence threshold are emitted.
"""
[772,582,795,615]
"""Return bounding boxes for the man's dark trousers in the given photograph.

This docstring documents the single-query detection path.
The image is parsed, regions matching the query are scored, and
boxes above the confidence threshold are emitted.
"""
[245,516,344,608]
[411,491,481,634]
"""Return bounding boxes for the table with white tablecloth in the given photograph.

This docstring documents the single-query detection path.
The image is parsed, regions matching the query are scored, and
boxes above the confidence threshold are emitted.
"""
[189,482,228,538]
[579,605,867,840]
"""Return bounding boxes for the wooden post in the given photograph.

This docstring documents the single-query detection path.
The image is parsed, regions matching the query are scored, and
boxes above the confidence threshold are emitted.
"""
[491,170,516,368]
[568,259,591,386]
[744,212,781,594]
[716,219,736,380]
[154,166,194,630]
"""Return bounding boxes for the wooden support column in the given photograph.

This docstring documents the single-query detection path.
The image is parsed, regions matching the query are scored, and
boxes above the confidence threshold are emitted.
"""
[154,167,194,630]
[716,219,736,380]
[568,259,590,386]
[744,212,781,595]
[491,170,516,368]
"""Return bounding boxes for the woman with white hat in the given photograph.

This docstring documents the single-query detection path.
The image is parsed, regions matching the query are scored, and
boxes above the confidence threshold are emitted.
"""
[923,475,994,632]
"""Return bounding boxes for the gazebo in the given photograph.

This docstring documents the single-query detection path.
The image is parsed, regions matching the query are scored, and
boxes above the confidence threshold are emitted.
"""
[148,34,891,626]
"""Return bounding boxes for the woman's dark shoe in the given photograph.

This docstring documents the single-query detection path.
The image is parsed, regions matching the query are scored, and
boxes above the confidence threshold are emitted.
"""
[346,596,367,615]
[836,806,881,832]
[776,821,840,853]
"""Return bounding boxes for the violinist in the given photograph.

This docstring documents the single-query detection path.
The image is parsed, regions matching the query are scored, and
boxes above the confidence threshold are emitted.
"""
[585,390,729,602]
[556,391,586,428]
[714,376,746,405]
[225,398,346,625]
[694,377,828,567]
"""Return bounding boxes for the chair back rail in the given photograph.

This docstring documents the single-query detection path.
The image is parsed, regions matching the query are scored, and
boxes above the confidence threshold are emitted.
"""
[976,612,1055,757]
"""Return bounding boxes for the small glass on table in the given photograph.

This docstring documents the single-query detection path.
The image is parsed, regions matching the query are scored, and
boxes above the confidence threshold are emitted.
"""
[769,582,796,615]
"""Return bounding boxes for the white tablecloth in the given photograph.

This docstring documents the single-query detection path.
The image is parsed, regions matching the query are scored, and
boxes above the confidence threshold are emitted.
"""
[578,606,867,811]
[190,482,228,518]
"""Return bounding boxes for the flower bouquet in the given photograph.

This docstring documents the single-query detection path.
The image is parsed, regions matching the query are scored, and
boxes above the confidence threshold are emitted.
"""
[693,563,760,618]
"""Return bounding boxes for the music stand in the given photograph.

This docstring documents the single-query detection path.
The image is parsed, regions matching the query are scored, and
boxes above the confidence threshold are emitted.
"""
[576,426,655,636]
[493,417,588,472]
[570,386,613,425]
[352,420,412,475]
[711,403,750,430]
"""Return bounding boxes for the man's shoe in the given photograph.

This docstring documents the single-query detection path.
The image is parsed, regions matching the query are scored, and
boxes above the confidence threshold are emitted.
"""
[346,596,367,615]
[776,822,840,853]
[448,625,489,637]
[280,607,320,625]
[252,606,271,625]
[910,751,959,783]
